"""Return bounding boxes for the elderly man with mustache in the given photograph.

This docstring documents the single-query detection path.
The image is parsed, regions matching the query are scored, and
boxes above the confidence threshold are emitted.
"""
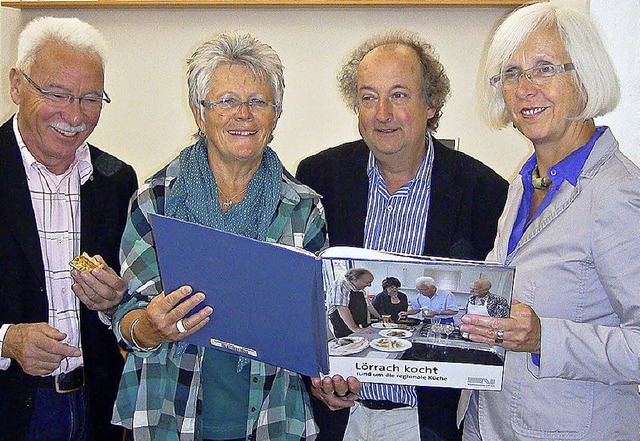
[0,17,137,441]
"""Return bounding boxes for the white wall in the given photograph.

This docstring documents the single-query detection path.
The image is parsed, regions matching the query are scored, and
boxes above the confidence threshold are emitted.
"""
[1,1,601,183]
[1,6,534,182]
[591,0,640,166]
[0,7,21,115]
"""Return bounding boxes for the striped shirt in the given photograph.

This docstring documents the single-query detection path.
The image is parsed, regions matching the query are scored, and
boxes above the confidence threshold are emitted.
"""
[359,133,435,406]
[14,115,92,375]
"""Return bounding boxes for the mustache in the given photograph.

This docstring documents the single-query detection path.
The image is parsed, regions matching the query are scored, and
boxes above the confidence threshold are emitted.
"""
[51,121,87,134]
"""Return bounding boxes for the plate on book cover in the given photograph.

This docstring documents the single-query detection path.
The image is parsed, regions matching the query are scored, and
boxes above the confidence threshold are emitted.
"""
[370,337,412,352]
[371,322,399,329]
[379,329,413,338]
[328,336,369,356]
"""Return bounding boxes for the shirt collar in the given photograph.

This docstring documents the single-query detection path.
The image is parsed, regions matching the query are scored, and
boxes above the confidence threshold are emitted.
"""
[13,113,93,184]
[343,279,360,292]
[366,132,434,185]
[519,126,607,188]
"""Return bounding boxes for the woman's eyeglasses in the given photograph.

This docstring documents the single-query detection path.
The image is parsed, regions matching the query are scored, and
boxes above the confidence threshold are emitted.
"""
[490,63,575,89]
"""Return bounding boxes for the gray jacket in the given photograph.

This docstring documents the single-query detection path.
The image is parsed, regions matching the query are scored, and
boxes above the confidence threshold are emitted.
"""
[460,128,640,440]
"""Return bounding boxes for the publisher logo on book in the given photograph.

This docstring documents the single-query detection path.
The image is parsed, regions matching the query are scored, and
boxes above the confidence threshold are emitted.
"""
[467,377,497,388]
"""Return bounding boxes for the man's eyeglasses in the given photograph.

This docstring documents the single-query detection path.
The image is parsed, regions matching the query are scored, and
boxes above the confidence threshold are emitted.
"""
[490,63,575,89]
[200,98,279,115]
[20,70,110,111]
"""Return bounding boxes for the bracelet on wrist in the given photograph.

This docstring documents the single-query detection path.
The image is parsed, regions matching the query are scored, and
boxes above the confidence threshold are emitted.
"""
[129,317,161,352]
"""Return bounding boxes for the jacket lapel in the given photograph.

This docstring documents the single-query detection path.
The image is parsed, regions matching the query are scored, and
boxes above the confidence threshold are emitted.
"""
[80,172,96,254]
[0,118,45,285]
[334,141,369,247]
[503,129,616,263]
[343,154,368,246]
[493,180,521,264]
[423,142,458,256]
[516,181,579,252]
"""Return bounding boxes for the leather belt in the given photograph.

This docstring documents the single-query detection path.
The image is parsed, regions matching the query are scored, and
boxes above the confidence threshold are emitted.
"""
[359,399,410,410]
[39,367,85,393]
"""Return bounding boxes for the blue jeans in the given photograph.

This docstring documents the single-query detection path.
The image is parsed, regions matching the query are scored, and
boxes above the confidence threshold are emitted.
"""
[26,386,91,441]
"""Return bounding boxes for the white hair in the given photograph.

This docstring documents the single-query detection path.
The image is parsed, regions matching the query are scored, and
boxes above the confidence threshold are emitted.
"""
[16,17,107,74]
[480,3,620,128]
[415,276,436,288]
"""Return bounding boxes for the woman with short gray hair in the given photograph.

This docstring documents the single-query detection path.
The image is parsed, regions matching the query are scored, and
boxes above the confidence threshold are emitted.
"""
[111,33,327,440]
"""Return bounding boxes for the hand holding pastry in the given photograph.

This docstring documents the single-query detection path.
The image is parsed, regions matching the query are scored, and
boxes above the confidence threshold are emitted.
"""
[71,254,127,316]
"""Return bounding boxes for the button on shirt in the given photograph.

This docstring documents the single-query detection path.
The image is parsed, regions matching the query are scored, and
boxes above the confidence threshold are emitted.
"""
[359,133,435,406]
[0,115,92,374]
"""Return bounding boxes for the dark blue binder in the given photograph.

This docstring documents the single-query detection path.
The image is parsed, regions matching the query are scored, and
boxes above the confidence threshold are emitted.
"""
[150,213,329,377]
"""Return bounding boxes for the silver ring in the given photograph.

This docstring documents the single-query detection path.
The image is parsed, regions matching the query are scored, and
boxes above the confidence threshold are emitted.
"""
[176,319,187,333]
[495,329,504,344]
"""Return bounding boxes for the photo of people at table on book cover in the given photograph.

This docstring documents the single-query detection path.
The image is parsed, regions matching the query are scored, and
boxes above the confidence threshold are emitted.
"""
[322,256,514,389]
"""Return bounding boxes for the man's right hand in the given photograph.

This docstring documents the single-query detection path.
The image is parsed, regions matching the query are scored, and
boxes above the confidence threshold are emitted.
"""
[310,375,361,411]
[2,323,81,376]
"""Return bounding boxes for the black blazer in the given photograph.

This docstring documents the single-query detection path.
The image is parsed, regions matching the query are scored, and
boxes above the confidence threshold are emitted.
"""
[0,117,137,440]
[296,138,508,441]
[296,138,508,260]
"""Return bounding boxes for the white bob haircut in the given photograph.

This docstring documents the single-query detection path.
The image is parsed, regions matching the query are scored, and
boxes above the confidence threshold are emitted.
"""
[480,3,620,128]
[16,17,107,74]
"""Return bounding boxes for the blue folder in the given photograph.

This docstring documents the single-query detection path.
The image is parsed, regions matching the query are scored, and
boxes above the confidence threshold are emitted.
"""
[150,214,329,377]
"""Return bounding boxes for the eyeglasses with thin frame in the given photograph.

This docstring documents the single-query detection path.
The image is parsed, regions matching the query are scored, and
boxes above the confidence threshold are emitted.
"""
[20,70,111,111]
[490,63,575,89]
[200,97,279,116]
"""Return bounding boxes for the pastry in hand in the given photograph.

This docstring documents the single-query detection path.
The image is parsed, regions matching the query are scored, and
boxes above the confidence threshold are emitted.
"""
[70,252,104,272]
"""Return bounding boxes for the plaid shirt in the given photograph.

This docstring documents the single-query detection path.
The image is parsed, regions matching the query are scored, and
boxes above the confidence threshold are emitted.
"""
[112,155,327,440]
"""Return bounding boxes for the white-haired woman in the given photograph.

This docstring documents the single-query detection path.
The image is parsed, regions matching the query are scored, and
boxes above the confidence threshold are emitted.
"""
[111,33,346,440]
[459,4,640,440]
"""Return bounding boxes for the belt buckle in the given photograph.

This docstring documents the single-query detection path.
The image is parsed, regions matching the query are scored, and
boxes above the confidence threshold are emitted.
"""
[55,367,85,394]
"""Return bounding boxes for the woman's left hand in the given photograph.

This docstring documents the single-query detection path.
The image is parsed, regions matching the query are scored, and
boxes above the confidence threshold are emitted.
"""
[460,300,542,353]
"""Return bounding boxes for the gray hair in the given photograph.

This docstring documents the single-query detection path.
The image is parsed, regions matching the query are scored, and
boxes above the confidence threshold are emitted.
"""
[473,278,492,291]
[16,17,107,74]
[345,268,373,282]
[480,3,620,128]
[337,29,450,132]
[415,276,436,288]
[187,32,285,126]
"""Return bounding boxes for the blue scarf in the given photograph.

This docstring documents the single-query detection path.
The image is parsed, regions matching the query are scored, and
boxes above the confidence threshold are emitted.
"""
[166,139,282,240]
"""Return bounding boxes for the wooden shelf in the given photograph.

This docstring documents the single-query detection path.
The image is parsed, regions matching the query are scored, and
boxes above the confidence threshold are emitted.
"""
[1,0,537,9]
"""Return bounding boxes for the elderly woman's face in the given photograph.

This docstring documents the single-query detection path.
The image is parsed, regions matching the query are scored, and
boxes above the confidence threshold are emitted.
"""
[469,281,488,298]
[196,64,278,165]
[502,27,584,149]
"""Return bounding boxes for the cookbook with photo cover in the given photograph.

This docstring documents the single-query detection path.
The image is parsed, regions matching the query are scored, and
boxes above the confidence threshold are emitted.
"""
[150,214,515,390]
